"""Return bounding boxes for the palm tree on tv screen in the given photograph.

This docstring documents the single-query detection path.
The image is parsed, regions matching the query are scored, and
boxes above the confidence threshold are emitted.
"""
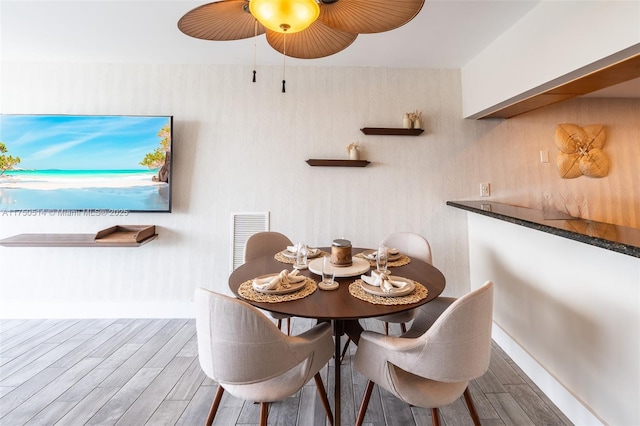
[0,142,21,176]
[139,123,171,183]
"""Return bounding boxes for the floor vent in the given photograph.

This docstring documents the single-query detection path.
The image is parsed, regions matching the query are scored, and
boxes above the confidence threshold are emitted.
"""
[231,212,270,271]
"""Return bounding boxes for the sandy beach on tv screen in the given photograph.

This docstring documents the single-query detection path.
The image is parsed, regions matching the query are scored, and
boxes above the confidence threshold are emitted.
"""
[0,174,165,190]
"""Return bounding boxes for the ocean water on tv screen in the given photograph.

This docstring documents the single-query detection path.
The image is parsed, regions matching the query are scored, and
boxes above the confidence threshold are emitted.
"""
[0,169,170,212]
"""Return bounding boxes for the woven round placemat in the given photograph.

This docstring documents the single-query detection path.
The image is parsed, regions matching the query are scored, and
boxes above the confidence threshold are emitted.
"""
[353,253,411,268]
[238,278,317,303]
[274,250,330,264]
[349,280,427,305]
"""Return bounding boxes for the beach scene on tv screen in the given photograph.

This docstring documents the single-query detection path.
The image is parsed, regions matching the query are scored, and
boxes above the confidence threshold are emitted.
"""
[0,115,172,212]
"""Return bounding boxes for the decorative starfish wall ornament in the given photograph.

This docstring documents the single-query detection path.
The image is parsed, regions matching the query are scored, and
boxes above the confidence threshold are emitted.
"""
[554,123,609,179]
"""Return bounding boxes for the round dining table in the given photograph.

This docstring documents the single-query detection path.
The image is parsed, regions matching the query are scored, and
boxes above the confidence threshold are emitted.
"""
[228,247,446,426]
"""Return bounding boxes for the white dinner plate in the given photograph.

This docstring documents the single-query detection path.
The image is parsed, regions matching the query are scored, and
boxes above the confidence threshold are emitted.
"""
[308,257,370,278]
[361,249,402,262]
[252,274,307,295]
[281,248,322,259]
[360,276,415,297]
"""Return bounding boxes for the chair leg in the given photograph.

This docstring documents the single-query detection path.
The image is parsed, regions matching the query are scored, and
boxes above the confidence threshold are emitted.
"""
[259,402,269,426]
[313,372,334,426]
[206,385,225,426]
[384,322,389,335]
[463,386,481,426]
[431,408,441,426]
[400,322,407,334]
[286,317,291,335]
[355,380,375,426]
[276,319,282,330]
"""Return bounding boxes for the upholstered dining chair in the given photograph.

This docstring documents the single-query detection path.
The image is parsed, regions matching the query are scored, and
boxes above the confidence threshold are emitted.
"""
[353,281,494,426]
[339,232,433,363]
[243,231,294,334]
[195,288,334,426]
[376,232,433,334]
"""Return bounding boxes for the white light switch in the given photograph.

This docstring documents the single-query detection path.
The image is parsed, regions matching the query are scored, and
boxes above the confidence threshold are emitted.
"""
[540,150,549,163]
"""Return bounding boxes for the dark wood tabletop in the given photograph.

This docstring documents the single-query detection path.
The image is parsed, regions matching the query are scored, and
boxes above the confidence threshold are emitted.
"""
[228,247,446,321]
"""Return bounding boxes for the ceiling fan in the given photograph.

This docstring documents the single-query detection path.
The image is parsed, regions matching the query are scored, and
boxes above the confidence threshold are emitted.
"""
[177,0,426,60]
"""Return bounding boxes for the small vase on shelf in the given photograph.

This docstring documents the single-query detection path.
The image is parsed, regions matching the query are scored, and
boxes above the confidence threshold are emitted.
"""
[403,113,412,129]
[346,142,361,160]
[413,118,421,129]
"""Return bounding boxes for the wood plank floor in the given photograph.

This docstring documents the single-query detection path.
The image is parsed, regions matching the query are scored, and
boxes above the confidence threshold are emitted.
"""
[0,318,573,426]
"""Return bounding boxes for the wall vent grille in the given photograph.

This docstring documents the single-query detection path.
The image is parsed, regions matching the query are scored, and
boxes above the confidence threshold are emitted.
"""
[230,212,270,271]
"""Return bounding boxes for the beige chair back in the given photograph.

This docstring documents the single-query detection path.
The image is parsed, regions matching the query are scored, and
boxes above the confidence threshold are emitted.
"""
[244,231,293,263]
[381,232,432,264]
[195,288,311,384]
[405,281,493,382]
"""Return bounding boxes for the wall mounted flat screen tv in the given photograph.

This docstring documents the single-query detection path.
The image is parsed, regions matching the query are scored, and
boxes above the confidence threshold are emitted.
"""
[0,114,173,213]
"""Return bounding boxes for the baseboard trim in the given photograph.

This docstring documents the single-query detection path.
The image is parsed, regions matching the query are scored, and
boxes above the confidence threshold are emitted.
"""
[0,301,195,319]
[492,323,604,426]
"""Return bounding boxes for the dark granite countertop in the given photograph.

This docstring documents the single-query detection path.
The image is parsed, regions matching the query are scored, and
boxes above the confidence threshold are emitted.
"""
[447,200,640,258]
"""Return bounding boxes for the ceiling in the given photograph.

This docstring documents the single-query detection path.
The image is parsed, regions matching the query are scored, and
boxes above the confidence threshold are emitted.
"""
[0,0,636,98]
[1,0,539,68]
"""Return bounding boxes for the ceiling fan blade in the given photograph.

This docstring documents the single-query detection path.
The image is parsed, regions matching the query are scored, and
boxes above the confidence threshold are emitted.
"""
[318,0,425,34]
[266,19,357,59]
[178,0,265,41]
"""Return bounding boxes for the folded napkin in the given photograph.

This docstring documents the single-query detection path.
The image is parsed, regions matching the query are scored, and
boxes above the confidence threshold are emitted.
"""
[253,269,306,291]
[360,271,410,294]
[365,248,399,260]
[286,246,319,256]
[365,251,377,260]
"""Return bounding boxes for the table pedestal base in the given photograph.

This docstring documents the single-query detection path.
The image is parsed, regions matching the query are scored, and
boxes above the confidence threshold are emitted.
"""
[332,319,364,426]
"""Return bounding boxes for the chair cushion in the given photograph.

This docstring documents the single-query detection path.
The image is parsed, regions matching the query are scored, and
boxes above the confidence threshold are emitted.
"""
[388,363,468,408]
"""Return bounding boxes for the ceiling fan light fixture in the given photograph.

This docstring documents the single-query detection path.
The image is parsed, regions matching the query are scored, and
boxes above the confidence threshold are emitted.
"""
[249,0,320,33]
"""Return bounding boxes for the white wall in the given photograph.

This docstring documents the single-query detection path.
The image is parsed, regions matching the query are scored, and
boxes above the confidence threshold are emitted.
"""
[1,63,638,320]
[468,213,640,426]
[461,1,640,118]
[0,62,494,318]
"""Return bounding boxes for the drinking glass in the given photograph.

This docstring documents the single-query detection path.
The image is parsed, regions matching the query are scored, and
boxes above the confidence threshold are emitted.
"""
[321,256,335,286]
[294,242,308,269]
[376,245,389,274]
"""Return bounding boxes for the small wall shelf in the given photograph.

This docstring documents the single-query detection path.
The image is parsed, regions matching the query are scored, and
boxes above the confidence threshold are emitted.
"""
[0,225,157,247]
[306,159,370,167]
[360,127,424,136]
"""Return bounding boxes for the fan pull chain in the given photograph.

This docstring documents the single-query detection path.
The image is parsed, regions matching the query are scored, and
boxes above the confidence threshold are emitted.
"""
[252,20,257,83]
[282,34,286,93]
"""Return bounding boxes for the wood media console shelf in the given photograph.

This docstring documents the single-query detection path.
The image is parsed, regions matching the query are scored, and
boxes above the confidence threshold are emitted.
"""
[0,225,157,247]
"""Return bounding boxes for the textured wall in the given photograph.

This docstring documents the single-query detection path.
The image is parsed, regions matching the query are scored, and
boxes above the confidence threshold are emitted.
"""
[0,62,637,317]
[0,63,485,316]
[465,97,640,228]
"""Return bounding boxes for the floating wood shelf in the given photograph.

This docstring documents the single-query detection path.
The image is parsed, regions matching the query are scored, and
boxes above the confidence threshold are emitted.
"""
[360,127,424,136]
[0,225,157,247]
[306,159,370,167]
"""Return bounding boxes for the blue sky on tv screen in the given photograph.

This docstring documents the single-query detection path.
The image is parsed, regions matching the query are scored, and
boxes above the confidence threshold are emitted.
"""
[0,115,171,170]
